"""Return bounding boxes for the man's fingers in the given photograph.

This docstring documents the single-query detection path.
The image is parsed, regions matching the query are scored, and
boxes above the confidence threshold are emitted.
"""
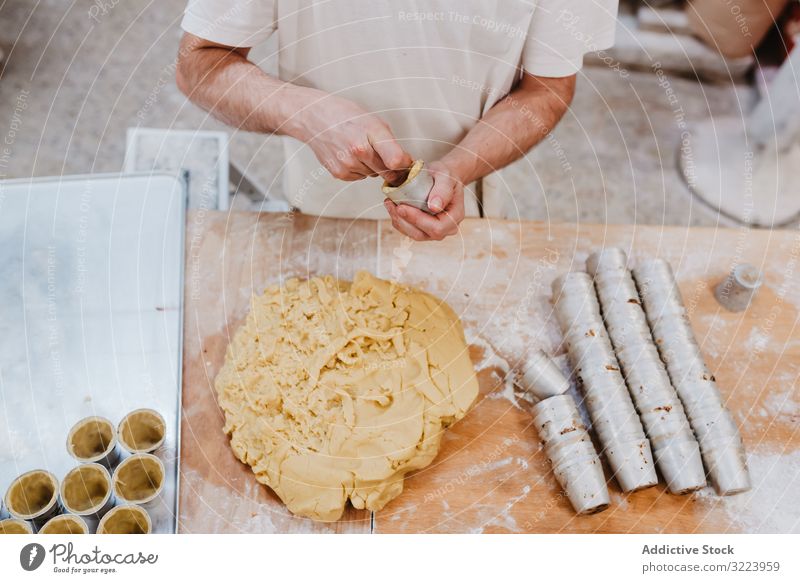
[395,204,459,241]
[384,201,428,241]
[369,127,413,171]
[352,142,395,179]
[426,176,453,214]
[325,155,374,180]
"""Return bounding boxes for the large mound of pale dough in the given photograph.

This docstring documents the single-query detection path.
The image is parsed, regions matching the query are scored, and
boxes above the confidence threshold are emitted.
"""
[215,271,479,521]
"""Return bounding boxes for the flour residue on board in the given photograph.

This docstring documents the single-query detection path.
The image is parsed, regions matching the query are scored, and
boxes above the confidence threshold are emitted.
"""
[468,484,532,534]
[464,329,527,410]
[758,384,800,421]
[695,447,800,533]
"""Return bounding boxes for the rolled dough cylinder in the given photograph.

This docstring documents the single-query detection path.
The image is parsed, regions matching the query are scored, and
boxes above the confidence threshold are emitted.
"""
[215,271,479,521]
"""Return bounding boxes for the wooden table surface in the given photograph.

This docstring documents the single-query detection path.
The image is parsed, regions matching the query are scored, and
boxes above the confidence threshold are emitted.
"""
[178,211,800,533]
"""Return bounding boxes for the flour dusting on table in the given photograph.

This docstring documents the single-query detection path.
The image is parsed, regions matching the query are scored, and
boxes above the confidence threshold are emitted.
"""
[695,447,800,533]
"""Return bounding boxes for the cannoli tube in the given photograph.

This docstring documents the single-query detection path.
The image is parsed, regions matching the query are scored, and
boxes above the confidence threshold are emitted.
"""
[531,395,610,515]
[552,459,610,515]
[67,416,121,469]
[652,440,709,494]
[589,250,706,494]
[118,409,167,455]
[545,436,598,459]
[96,504,151,534]
[604,320,654,350]
[704,445,751,495]
[4,470,62,529]
[515,350,570,401]
[602,438,656,492]
[531,394,585,442]
[112,453,165,509]
[39,514,89,535]
[566,335,616,366]
[586,247,629,275]
[0,518,33,534]
[381,160,435,214]
[714,263,763,312]
[634,259,750,495]
[690,409,739,441]
[593,417,657,444]
[674,379,726,410]
[553,273,657,492]
[60,463,115,532]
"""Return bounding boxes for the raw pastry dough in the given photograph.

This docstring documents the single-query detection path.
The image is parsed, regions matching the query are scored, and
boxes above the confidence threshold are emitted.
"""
[215,271,479,521]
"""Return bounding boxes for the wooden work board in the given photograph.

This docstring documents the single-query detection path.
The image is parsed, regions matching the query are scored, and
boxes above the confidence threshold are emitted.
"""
[179,211,800,533]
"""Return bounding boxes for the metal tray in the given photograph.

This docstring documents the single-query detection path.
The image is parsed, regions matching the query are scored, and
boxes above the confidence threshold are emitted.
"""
[0,172,186,533]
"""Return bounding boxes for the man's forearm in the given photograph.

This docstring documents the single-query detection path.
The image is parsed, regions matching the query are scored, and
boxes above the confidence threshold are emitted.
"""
[440,73,576,185]
[175,34,320,138]
[176,33,413,182]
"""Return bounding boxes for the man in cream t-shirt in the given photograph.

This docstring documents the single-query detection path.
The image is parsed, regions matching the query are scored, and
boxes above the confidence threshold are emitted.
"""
[177,1,618,241]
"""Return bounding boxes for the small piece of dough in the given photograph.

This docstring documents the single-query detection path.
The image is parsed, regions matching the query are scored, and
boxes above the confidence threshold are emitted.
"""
[215,271,479,521]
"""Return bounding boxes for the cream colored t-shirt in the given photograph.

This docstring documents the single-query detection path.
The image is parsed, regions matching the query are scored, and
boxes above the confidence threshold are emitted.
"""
[182,0,618,219]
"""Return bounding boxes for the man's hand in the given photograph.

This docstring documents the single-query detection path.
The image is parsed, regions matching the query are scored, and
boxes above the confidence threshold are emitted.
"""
[384,161,465,241]
[289,93,413,183]
[175,33,412,183]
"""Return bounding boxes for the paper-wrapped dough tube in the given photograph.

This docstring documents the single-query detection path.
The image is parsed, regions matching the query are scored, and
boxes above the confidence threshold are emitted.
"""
[516,350,570,401]
[3,470,62,528]
[531,395,610,515]
[39,514,89,535]
[552,273,658,492]
[66,416,120,469]
[118,409,166,454]
[97,504,151,534]
[587,249,706,494]
[0,518,33,534]
[634,259,751,495]
[61,463,115,532]
[112,453,165,509]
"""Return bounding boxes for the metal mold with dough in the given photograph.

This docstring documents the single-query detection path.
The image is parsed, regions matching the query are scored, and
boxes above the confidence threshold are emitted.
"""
[66,416,120,469]
[39,514,89,535]
[118,409,166,454]
[215,271,479,521]
[381,159,436,213]
[4,469,62,528]
[112,453,165,509]
[97,504,151,534]
[0,518,33,534]
[61,463,115,531]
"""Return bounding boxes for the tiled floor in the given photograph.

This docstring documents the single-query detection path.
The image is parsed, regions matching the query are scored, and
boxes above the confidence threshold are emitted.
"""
[0,0,753,227]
